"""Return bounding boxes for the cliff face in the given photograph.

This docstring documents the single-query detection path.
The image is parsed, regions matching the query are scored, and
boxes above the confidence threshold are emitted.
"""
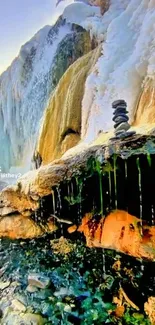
[0,17,92,174]
[37,0,155,162]
[36,46,101,165]
[133,79,155,127]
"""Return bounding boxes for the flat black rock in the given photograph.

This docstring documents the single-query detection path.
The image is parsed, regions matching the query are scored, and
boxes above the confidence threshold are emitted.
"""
[114,117,129,126]
[113,108,128,114]
[112,100,127,108]
[113,114,129,122]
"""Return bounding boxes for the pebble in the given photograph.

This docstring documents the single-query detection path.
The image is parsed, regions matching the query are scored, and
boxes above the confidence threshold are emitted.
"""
[11,299,27,312]
[0,281,10,290]
[110,130,136,141]
[54,287,72,297]
[119,130,136,138]
[28,273,50,289]
[0,265,7,278]
[26,284,38,293]
[2,311,45,325]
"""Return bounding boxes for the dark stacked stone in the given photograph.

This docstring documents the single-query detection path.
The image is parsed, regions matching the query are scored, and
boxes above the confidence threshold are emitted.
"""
[111,99,135,140]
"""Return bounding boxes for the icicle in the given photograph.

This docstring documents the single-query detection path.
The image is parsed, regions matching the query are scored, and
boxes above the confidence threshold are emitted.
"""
[113,155,118,209]
[136,157,143,236]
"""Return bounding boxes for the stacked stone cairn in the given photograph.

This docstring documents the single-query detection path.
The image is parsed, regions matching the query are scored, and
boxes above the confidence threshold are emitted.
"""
[111,99,135,139]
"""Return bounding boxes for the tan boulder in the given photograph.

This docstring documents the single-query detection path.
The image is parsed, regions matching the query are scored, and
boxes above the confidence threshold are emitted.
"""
[0,213,57,239]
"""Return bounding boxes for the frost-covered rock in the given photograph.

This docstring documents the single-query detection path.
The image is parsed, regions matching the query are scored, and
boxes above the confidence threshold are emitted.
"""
[81,0,155,142]
[0,16,91,176]
[63,2,100,25]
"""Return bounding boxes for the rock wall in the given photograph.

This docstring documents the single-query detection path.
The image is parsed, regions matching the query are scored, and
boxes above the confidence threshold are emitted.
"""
[133,79,155,127]
[36,46,101,165]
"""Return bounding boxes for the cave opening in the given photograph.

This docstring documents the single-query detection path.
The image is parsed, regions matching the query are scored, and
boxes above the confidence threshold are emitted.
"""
[31,152,155,308]
[36,153,155,237]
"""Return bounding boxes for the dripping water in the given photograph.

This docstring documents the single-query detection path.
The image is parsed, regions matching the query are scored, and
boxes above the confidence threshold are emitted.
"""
[147,154,154,225]
[34,210,38,223]
[151,205,155,226]
[52,191,56,215]
[124,159,128,213]
[57,186,62,211]
[56,187,63,236]
[136,157,143,235]
[125,159,128,179]
[108,170,112,210]
[99,170,103,216]
[136,157,144,273]
[102,249,106,275]
[76,177,83,225]
[52,191,57,239]
[113,155,117,209]
[40,198,44,221]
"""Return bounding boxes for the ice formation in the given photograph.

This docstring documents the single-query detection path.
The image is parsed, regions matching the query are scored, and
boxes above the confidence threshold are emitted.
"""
[0,20,72,173]
[63,2,100,25]
[0,0,155,177]
[81,0,155,142]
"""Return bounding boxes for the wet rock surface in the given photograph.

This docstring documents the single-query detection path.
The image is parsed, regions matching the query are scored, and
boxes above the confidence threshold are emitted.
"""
[0,237,154,324]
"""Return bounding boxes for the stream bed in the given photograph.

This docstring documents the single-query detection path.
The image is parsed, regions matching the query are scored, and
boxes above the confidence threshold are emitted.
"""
[0,236,154,324]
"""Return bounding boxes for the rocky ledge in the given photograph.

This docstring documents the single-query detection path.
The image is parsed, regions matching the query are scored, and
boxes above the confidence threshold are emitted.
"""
[1,132,155,261]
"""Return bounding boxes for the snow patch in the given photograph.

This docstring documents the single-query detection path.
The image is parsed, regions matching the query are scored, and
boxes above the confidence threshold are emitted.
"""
[63,2,100,25]
[81,0,155,143]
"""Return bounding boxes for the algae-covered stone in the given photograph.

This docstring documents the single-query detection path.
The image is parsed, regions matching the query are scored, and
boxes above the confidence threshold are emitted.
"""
[0,281,10,290]
[2,311,45,325]
[28,273,50,289]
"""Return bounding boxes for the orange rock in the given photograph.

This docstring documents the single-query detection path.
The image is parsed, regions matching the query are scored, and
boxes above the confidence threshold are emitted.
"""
[144,297,155,325]
[67,225,77,233]
[114,305,125,318]
[0,214,43,239]
[0,214,57,239]
[78,210,155,260]
[112,260,121,272]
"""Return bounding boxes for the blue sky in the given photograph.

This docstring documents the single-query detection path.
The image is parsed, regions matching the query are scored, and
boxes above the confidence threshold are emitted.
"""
[0,0,71,74]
